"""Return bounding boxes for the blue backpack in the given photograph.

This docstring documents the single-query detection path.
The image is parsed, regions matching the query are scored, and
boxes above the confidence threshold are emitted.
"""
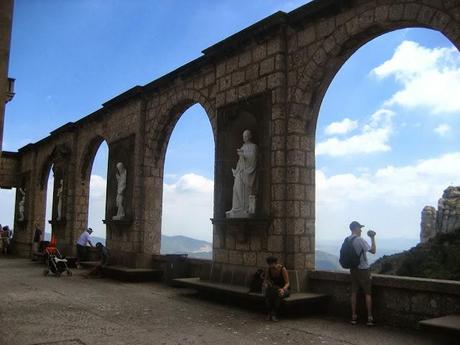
[339,236,362,269]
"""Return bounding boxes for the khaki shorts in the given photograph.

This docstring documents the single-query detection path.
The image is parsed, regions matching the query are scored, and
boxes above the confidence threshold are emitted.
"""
[350,268,372,294]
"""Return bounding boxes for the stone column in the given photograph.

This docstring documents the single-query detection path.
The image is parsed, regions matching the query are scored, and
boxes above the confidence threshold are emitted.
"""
[0,0,14,155]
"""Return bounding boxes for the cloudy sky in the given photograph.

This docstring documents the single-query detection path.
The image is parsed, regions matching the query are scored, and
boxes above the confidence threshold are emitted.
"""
[1,1,459,247]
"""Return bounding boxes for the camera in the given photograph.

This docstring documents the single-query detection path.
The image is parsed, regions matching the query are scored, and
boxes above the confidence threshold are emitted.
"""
[367,230,376,237]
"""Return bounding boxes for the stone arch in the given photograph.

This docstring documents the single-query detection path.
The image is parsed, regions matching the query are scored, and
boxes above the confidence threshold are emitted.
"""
[291,1,460,129]
[281,1,460,270]
[79,135,108,183]
[148,88,215,167]
[74,134,109,240]
[141,88,215,255]
[39,144,71,190]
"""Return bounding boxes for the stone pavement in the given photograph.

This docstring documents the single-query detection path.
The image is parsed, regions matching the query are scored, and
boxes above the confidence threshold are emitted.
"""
[0,258,454,345]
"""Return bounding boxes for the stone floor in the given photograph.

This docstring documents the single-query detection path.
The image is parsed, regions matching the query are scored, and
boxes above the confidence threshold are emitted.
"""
[0,258,455,345]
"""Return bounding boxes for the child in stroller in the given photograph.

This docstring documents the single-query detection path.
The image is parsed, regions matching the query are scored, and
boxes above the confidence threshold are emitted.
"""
[43,246,72,277]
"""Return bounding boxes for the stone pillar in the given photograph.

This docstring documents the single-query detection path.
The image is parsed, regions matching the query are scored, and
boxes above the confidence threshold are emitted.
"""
[0,0,14,155]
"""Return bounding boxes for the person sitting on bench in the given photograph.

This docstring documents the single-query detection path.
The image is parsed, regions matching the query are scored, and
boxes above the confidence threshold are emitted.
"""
[84,242,109,278]
[263,256,290,322]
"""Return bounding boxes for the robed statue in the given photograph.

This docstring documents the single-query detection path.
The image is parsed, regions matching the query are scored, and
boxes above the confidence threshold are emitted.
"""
[226,129,257,218]
[112,162,127,220]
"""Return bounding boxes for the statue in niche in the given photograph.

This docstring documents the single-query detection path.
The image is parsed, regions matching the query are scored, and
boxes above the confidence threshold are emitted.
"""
[56,179,64,221]
[112,162,127,220]
[226,129,258,218]
[18,187,26,222]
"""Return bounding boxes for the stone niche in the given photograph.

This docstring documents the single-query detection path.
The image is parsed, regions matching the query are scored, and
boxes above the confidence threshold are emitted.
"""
[104,134,135,230]
[213,92,271,242]
[46,144,72,236]
[48,165,68,230]
[14,171,30,229]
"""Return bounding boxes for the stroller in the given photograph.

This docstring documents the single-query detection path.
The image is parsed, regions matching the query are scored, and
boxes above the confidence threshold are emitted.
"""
[43,246,72,277]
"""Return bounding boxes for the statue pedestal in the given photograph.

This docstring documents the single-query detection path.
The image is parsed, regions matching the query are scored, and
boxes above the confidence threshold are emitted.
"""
[103,218,133,232]
[48,219,66,238]
[15,219,27,229]
[48,219,66,226]
[211,217,271,243]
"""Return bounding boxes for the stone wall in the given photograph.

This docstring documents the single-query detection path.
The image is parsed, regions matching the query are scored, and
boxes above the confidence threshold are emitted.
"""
[5,0,460,270]
[308,270,460,328]
[421,186,460,243]
[0,151,18,188]
[0,0,14,154]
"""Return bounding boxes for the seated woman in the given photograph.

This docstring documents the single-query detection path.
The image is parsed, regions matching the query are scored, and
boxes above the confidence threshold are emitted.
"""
[263,256,290,321]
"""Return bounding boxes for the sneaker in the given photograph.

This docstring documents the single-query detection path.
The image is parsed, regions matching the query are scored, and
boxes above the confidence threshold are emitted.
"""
[271,315,279,322]
[366,317,375,326]
[350,315,358,325]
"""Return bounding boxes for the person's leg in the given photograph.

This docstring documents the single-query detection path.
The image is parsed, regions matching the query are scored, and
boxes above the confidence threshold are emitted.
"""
[361,269,374,326]
[76,245,83,268]
[271,294,282,321]
[350,269,359,323]
[265,289,275,320]
[365,294,373,318]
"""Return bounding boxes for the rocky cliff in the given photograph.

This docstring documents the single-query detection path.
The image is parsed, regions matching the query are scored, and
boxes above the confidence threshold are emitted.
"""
[420,186,460,243]
[371,228,460,281]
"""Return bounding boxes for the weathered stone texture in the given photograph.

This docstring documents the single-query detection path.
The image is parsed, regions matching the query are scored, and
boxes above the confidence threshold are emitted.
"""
[0,153,18,188]
[6,0,460,271]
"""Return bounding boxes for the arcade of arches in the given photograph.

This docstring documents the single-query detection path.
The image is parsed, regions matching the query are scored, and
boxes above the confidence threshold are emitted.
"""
[1,0,459,275]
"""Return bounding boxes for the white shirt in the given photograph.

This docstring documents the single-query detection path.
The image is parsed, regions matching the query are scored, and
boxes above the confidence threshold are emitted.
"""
[347,235,371,269]
[77,231,91,246]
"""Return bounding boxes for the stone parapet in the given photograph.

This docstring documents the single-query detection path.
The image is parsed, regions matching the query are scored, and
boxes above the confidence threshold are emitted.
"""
[308,270,460,328]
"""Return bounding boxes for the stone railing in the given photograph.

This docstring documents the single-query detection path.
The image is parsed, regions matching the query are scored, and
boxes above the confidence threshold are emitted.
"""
[308,270,460,328]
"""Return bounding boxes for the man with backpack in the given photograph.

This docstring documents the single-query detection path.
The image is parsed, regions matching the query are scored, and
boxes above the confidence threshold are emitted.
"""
[339,221,376,326]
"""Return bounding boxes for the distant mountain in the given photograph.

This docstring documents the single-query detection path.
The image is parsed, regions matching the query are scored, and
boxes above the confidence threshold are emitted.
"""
[161,235,212,259]
[315,250,342,271]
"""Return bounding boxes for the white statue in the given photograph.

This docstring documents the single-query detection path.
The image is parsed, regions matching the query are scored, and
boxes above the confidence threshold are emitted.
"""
[56,179,64,221]
[18,187,26,222]
[226,129,258,218]
[112,162,127,220]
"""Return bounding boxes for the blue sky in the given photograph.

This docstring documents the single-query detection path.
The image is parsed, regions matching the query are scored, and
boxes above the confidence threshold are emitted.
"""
[1,1,460,246]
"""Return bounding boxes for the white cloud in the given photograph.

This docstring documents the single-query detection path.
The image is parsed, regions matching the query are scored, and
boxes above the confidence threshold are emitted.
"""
[88,174,107,239]
[434,124,451,136]
[162,173,214,242]
[324,118,358,135]
[372,40,460,114]
[317,109,394,156]
[89,174,107,199]
[316,152,460,240]
[164,173,213,194]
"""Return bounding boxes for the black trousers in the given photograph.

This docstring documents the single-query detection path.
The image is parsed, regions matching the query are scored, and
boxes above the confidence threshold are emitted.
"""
[265,287,289,315]
[76,244,86,262]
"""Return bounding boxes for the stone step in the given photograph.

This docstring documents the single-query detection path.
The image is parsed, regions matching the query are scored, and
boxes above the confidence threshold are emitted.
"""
[102,265,163,282]
[173,277,329,306]
[78,261,100,269]
[419,314,460,334]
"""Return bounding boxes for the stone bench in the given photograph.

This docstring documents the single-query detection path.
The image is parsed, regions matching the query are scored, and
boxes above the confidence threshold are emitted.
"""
[419,314,460,334]
[101,265,163,282]
[173,263,329,312]
[174,277,329,308]
[79,262,163,282]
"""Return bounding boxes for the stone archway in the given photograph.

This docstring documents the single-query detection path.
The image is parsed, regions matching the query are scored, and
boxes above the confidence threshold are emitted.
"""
[283,0,460,270]
[142,89,215,256]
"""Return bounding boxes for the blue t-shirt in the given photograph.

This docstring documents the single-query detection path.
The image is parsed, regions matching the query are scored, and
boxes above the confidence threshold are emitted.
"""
[347,235,371,269]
